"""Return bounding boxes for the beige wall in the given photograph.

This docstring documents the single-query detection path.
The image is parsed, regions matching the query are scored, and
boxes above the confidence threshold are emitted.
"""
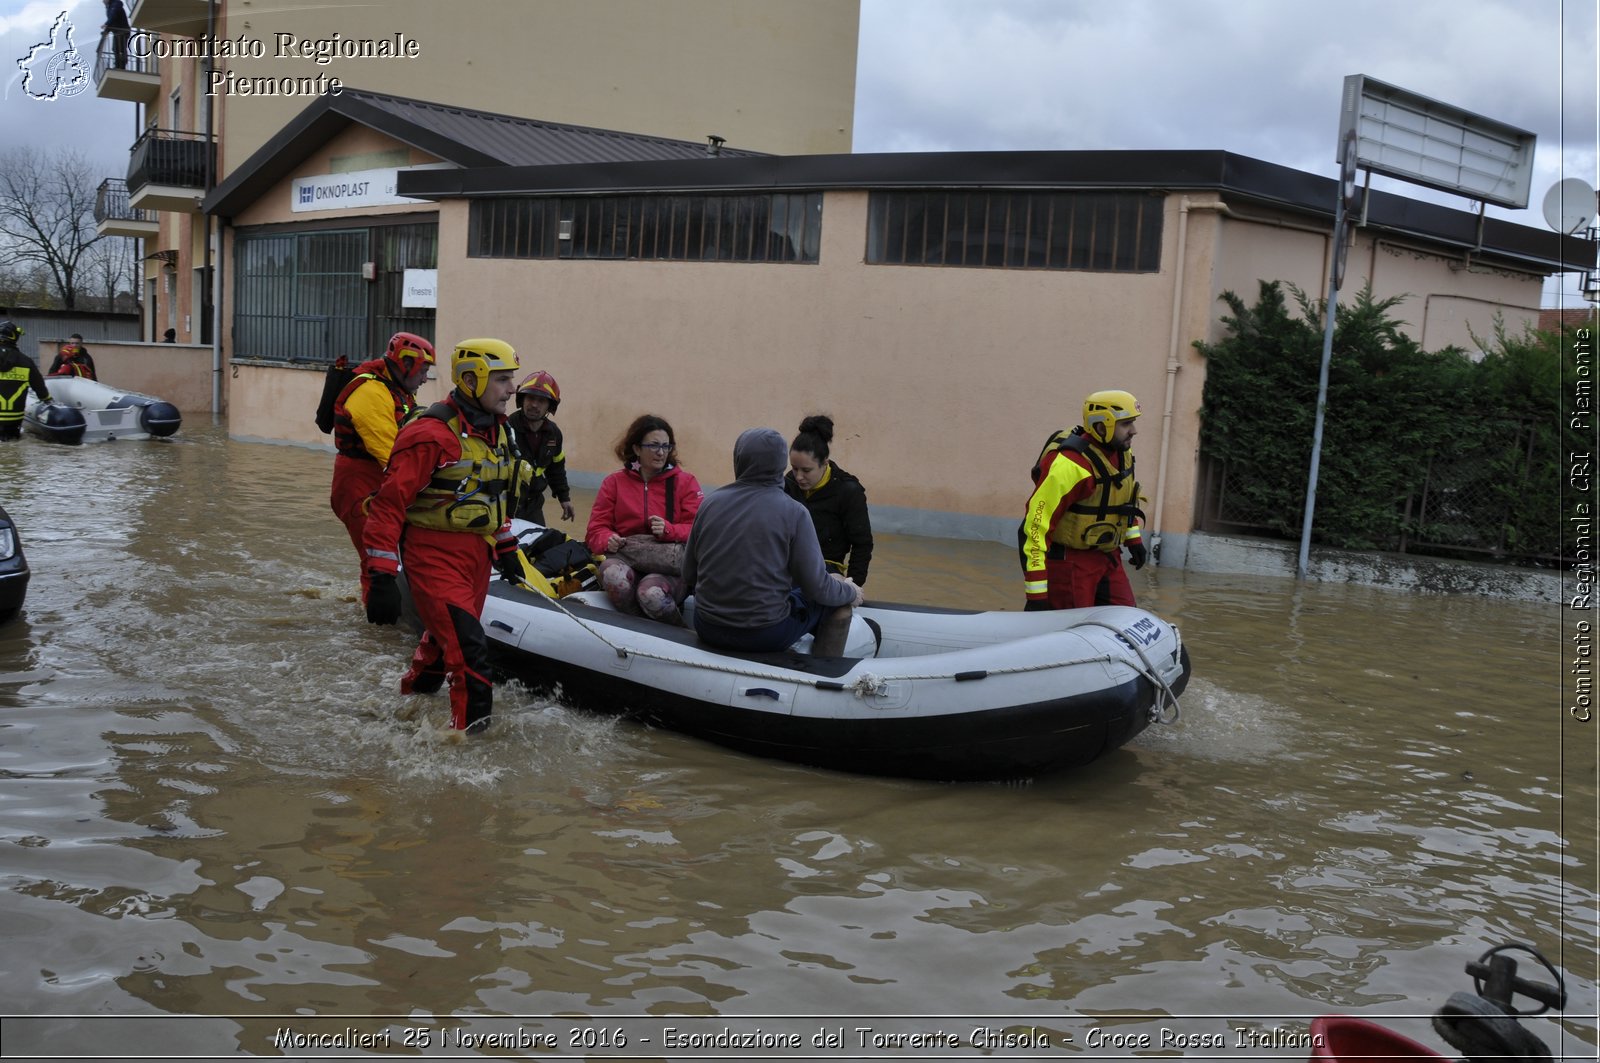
[205,0,858,164]
[425,191,1184,530]
[35,341,214,415]
[1202,201,1545,351]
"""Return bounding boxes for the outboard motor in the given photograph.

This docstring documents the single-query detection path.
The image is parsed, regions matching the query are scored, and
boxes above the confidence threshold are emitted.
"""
[139,400,182,437]
[1309,941,1566,1063]
[25,402,87,445]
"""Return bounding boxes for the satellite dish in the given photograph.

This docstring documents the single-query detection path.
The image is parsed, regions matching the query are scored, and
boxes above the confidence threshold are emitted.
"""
[1542,177,1596,234]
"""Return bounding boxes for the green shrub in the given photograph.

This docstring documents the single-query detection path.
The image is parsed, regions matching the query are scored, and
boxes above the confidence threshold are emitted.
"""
[1195,281,1566,562]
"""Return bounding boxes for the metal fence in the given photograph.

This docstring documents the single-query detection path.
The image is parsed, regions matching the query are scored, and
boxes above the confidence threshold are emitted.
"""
[1197,424,1562,565]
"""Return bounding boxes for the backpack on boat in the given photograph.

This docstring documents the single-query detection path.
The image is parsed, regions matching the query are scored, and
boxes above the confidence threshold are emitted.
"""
[522,527,600,596]
[314,356,357,434]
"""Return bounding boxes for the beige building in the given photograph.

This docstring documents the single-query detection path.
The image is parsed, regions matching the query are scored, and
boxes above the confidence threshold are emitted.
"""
[91,3,1590,569]
[94,0,860,345]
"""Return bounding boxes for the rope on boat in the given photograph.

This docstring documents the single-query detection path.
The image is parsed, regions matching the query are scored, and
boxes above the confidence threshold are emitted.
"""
[519,582,1183,717]
[1072,619,1184,725]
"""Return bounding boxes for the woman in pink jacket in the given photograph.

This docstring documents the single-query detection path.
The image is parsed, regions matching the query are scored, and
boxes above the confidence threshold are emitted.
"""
[585,413,703,623]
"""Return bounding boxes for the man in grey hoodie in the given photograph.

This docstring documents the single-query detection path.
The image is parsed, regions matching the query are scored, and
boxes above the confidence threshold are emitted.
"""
[683,427,863,655]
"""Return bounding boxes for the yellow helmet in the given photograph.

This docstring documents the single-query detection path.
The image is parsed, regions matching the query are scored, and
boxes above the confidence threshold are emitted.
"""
[1082,389,1141,445]
[451,338,519,399]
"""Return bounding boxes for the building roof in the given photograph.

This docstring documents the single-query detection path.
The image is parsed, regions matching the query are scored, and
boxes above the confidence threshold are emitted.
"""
[204,88,766,216]
[393,148,1596,276]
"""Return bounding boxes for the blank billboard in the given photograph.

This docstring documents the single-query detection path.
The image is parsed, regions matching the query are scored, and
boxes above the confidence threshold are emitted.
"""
[1338,74,1535,209]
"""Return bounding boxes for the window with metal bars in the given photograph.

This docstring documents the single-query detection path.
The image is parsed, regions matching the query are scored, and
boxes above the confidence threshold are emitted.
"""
[469,193,823,263]
[866,190,1163,272]
[233,222,437,365]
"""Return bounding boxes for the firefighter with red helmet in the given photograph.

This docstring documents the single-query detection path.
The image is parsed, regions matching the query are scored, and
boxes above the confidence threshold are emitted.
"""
[507,369,574,526]
[363,338,523,734]
[328,332,435,601]
[1020,389,1148,610]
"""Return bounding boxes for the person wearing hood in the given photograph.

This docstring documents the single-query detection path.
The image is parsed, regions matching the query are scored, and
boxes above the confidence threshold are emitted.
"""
[783,413,873,587]
[362,338,525,735]
[683,427,862,656]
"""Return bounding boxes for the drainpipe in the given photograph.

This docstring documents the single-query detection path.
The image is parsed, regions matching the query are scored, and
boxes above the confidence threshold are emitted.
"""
[1148,196,1191,560]
[205,0,219,415]
[1147,198,1334,558]
[211,221,224,415]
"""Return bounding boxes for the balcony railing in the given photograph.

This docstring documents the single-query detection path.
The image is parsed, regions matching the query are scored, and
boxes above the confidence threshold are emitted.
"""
[92,29,160,83]
[95,178,152,226]
[128,127,216,191]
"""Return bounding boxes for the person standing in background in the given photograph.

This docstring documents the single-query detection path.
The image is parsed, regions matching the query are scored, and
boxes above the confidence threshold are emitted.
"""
[506,370,574,527]
[102,0,130,69]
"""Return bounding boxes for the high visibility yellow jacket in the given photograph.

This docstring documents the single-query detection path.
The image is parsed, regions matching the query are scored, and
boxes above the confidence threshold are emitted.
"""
[1021,432,1144,601]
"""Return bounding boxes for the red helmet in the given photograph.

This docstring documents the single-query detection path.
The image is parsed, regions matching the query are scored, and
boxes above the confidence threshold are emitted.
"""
[385,331,435,368]
[516,370,560,413]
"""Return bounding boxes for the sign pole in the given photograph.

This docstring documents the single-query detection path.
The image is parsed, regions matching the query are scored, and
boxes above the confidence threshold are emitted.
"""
[1297,197,1343,580]
[1298,132,1357,580]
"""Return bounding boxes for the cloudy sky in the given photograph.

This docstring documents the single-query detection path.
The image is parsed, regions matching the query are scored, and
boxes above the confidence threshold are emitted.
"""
[3,0,1596,301]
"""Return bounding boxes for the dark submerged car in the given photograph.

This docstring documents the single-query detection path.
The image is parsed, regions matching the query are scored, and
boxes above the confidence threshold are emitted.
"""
[0,505,29,621]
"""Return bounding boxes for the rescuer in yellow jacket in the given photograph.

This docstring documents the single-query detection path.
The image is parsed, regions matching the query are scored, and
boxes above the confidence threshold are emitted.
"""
[328,332,435,602]
[1020,390,1147,610]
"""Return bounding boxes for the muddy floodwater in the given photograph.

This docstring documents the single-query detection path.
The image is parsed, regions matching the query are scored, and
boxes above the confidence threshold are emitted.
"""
[1,424,1594,1060]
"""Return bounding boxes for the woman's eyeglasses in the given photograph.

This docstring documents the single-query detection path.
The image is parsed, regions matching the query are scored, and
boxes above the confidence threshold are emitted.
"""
[638,442,673,452]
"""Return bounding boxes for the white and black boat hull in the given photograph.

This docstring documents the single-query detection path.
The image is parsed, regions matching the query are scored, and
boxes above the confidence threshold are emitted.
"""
[477,579,1190,781]
[24,377,181,444]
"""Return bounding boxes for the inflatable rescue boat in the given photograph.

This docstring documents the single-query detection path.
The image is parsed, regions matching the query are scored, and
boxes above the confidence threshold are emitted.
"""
[24,377,181,444]
[469,534,1189,780]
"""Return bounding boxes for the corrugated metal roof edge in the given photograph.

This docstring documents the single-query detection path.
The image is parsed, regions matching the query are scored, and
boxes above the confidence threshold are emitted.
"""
[394,149,1594,275]
[203,87,766,216]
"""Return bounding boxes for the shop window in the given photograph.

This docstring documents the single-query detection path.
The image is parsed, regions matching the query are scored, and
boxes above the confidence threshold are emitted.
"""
[866,190,1163,272]
[469,192,822,264]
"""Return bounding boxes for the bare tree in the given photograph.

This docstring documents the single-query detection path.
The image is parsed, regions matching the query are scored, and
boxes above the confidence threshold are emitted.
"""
[0,147,104,309]
[82,234,139,311]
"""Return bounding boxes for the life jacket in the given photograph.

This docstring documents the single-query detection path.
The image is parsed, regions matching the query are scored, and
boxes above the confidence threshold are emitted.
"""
[51,352,92,378]
[1028,427,1075,483]
[403,400,517,534]
[0,362,32,425]
[1016,429,1144,568]
[1051,433,1144,552]
[331,365,416,461]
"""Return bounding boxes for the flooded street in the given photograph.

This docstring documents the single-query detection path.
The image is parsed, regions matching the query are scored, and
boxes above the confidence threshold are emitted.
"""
[1,424,1594,1059]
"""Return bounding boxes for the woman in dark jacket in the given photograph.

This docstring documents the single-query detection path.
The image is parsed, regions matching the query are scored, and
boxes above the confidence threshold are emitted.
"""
[783,414,873,587]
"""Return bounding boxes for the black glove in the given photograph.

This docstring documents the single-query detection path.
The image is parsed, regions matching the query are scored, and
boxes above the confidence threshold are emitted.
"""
[1023,599,1051,612]
[1126,540,1148,570]
[495,547,524,584]
[366,573,401,625]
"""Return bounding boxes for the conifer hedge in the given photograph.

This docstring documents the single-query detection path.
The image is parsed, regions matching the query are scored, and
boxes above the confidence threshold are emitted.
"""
[1194,280,1569,563]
